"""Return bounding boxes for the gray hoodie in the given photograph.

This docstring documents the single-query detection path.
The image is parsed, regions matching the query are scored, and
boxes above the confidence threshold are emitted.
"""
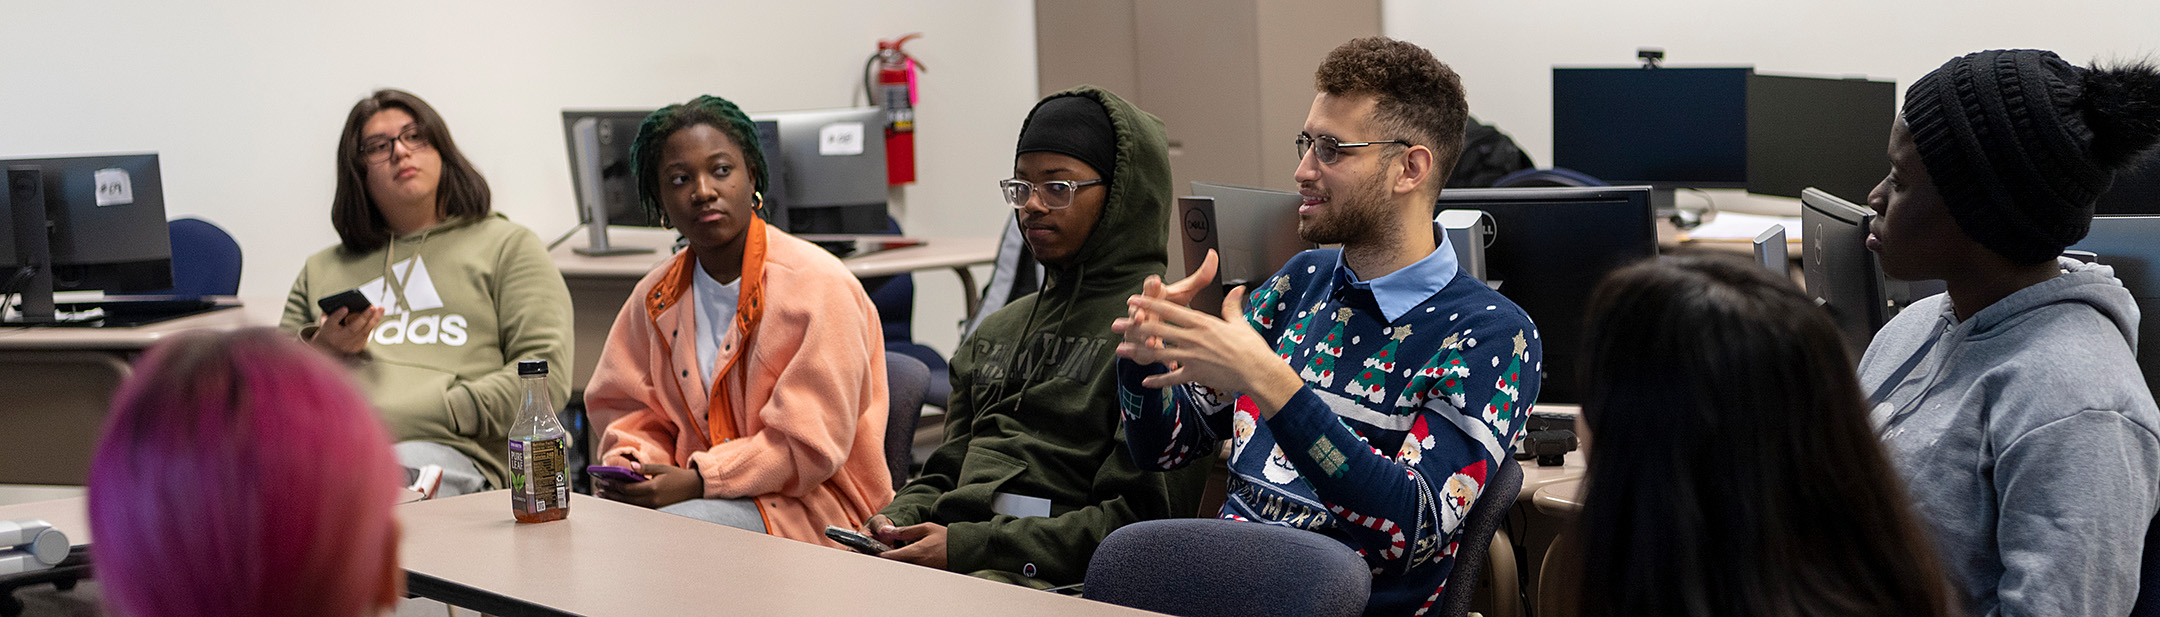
[1862,257,2160,617]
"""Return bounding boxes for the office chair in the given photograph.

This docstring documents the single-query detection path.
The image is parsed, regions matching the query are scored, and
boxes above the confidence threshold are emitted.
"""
[883,352,930,491]
[148,217,243,297]
[864,217,951,407]
[1490,167,1608,189]
[1084,518,1370,617]
[1438,456,1524,617]
[961,211,1041,341]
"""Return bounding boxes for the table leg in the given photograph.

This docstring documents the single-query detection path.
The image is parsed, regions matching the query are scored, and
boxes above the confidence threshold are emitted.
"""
[951,265,981,318]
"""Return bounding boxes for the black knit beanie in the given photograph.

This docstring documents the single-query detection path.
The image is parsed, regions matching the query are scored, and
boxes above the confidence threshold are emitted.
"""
[1016,94,1118,189]
[1903,50,2160,263]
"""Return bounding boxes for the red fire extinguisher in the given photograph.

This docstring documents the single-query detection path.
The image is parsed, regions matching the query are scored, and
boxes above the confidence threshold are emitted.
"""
[871,33,923,185]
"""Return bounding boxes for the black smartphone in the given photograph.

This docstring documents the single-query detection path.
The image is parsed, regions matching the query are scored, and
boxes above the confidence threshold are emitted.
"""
[316,289,372,322]
[824,525,892,555]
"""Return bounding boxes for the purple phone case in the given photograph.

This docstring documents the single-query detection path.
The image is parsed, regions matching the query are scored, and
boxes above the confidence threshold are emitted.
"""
[585,465,648,483]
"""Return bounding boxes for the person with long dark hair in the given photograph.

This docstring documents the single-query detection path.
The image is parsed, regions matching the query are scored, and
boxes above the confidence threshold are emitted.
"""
[1861,50,2160,615]
[1571,256,1957,617]
[280,89,573,497]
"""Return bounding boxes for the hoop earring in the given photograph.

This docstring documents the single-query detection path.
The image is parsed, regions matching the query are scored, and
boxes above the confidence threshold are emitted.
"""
[753,191,765,212]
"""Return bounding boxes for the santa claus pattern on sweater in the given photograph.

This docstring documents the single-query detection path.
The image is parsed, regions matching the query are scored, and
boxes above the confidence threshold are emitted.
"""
[1119,248,1541,617]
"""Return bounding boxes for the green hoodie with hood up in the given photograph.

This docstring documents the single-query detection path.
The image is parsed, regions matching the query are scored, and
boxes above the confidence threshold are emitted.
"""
[879,86,1211,586]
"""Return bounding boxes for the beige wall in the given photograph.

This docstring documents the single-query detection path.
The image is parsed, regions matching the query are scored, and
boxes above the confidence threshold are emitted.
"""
[0,0,1039,356]
[1383,0,2160,168]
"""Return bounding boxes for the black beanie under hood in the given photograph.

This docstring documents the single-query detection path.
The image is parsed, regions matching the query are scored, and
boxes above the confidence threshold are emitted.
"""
[1015,95,1119,188]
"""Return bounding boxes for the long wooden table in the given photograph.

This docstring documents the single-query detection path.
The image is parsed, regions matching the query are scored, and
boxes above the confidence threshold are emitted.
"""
[398,491,1159,616]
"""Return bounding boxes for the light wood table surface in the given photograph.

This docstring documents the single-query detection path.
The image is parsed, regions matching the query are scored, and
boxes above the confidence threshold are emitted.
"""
[398,491,1160,617]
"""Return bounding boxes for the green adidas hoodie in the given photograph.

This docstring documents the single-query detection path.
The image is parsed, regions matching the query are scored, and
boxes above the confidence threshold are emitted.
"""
[879,86,1211,586]
[279,213,573,487]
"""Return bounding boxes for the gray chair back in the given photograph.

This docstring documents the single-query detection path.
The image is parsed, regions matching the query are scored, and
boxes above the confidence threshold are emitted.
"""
[1439,456,1524,617]
[1084,518,1369,617]
[883,352,929,490]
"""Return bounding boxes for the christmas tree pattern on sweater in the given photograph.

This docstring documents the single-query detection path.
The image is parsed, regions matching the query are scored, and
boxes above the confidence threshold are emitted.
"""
[1118,250,1542,617]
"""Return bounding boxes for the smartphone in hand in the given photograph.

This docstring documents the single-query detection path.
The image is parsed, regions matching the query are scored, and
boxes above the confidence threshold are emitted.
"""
[316,289,372,324]
[585,465,649,484]
[824,525,892,555]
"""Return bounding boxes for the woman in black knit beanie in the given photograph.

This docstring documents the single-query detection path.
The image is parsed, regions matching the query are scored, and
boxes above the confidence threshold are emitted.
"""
[1860,50,2160,617]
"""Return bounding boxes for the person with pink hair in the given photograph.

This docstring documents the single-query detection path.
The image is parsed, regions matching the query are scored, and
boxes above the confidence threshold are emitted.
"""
[87,328,407,617]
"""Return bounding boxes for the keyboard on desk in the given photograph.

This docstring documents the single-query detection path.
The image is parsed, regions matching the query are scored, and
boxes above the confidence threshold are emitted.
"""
[42,297,231,328]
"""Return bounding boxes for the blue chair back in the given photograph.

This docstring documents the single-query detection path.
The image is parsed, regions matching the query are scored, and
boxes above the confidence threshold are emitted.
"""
[1086,518,1370,617]
[135,217,241,297]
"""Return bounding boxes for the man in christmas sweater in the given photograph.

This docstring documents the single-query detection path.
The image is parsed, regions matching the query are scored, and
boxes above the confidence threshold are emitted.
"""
[1113,37,1541,616]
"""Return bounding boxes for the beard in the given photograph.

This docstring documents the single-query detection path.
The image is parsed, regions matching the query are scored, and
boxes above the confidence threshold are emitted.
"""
[1297,172,1394,245]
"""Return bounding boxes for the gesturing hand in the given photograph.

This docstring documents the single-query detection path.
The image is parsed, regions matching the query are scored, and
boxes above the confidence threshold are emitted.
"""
[1113,285,1304,417]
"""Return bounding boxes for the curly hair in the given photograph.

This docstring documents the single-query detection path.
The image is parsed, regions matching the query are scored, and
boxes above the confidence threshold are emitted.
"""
[1313,37,1469,183]
[629,94,770,226]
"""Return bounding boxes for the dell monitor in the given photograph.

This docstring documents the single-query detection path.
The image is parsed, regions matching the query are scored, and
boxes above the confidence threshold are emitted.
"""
[748,107,889,236]
[1434,185,1659,404]
[1188,182,1313,287]
[562,110,788,255]
[1552,67,1893,204]
[2069,216,2160,395]
[1799,187,1950,356]
[1800,187,1887,354]
[3,153,174,324]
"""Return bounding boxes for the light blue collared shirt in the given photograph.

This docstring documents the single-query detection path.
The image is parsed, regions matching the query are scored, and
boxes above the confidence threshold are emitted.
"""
[1335,232,1461,323]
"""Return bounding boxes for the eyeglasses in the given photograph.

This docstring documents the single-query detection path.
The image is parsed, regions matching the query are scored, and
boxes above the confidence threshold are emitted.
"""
[358,127,432,164]
[999,178,1104,210]
[1295,133,1410,166]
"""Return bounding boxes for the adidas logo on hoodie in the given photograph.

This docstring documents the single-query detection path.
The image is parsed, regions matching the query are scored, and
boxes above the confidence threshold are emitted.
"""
[357,256,470,346]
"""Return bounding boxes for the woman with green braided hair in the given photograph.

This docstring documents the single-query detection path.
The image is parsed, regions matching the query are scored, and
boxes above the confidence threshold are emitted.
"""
[583,95,895,546]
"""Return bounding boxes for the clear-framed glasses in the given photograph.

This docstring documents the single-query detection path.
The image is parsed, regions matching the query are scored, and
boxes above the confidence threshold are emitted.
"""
[1295,133,1410,166]
[999,178,1104,210]
[358,127,432,164]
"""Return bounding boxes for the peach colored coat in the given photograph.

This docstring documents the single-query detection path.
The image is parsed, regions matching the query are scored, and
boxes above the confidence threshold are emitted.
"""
[586,220,892,547]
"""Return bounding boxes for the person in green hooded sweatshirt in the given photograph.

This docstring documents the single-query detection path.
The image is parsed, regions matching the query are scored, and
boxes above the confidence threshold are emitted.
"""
[281,89,573,497]
[859,86,1211,587]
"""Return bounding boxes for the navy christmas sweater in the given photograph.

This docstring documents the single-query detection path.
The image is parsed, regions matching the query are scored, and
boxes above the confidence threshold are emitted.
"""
[1118,248,1541,616]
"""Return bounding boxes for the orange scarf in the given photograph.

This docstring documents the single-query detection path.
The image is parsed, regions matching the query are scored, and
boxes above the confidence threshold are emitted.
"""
[644,217,769,446]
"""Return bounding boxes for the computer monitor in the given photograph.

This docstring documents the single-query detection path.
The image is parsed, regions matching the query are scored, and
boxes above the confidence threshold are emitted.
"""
[1552,67,1894,202]
[1799,188,1948,356]
[1434,185,1658,404]
[1188,182,1313,287]
[1799,187,1895,356]
[562,110,788,255]
[2069,216,2160,395]
[3,153,173,324]
[2096,158,2160,215]
[749,107,889,236]
[1754,225,1787,276]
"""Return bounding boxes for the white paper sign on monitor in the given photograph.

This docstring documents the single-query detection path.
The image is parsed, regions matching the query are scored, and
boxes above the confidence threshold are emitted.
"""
[819,122,865,156]
[93,168,134,207]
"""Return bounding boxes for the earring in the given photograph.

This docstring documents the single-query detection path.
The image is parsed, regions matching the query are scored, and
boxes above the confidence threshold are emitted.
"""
[753,191,765,212]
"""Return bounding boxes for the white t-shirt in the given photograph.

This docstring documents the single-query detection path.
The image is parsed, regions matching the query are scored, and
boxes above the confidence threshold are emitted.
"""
[691,261,742,390]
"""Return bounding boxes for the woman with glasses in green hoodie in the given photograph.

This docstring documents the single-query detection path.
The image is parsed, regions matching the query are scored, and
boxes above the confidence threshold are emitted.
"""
[281,89,573,498]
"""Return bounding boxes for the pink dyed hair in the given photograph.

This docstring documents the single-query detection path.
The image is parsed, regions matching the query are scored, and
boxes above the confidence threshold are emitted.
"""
[88,328,404,617]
